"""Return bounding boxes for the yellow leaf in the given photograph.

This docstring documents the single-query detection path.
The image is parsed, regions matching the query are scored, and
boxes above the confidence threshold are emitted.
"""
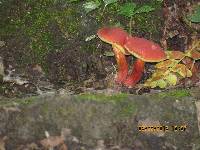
[150,83,157,88]
[151,72,164,81]
[164,73,177,86]
[157,79,167,88]
[144,80,157,88]
[144,79,167,88]
[144,69,170,88]
[180,68,192,77]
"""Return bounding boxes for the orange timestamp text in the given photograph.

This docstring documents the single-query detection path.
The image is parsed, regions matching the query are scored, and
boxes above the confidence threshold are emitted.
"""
[138,125,187,132]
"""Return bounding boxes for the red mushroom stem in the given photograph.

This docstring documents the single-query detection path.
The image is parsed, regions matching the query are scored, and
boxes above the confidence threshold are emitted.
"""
[113,46,129,83]
[123,59,145,87]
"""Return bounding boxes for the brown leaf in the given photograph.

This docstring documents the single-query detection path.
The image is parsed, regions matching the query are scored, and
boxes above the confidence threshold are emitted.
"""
[0,137,7,150]
[60,143,68,150]
[190,51,200,60]
[187,39,200,52]
[171,64,192,78]
[166,51,185,60]
[40,136,65,148]
[155,60,177,69]
[182,57,198,73]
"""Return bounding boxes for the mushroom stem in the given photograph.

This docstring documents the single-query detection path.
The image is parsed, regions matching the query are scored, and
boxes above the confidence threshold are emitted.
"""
[112,46,128,83]
[123,59,145,87]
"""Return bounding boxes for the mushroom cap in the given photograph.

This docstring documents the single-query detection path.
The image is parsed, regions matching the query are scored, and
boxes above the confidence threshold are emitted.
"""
[97,27,129,54]
[124,37,166,62]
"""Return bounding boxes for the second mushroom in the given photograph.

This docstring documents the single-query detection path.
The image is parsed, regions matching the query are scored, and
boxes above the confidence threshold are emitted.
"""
[123,36,167,87]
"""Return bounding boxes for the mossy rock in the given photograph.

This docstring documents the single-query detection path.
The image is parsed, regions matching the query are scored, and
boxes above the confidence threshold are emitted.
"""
[0,87,199,149]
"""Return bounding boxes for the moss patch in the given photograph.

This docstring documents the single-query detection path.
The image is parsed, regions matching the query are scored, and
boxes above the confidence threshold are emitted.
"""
[0,96,37,107]
[76,93,137,117]
[154,89,191,99]
[0,0,81,69]
[76,93,129,103]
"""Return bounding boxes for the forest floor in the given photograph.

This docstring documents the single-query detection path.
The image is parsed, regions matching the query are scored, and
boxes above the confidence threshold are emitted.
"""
[0,0,199,149]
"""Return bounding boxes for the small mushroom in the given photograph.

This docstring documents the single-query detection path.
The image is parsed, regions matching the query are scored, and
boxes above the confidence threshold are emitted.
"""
[97,27,129,83]
[124,37,167,87]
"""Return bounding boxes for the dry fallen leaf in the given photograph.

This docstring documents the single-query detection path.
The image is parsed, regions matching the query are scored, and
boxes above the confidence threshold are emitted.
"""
[0,136,7,150]
[171,64,192,78]
[189,51,200,60]
[40,136,65,148]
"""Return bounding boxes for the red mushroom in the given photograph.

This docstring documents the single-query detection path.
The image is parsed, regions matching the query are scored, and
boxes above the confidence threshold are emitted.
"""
[97,27,129,83]
[123,37,166,87]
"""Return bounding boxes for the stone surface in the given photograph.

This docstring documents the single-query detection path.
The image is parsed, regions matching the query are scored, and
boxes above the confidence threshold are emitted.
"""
[0,87,200,149]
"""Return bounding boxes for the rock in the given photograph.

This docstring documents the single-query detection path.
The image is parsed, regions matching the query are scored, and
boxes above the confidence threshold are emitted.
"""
[0,57,4,77]
[195,101,200,135]
[0,88,200,149]
[0,41,5,47]
[190,87,200,99]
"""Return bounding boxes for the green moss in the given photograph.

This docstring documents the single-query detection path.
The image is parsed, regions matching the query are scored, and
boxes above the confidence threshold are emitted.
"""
[132,12,162,35]
[54,7,80,37]
[81,42,98,53]
[95,2,119,23]
[0,96,37,107]
[117,101,137,117]
[40,102,50,115]
[155,89,191,99]
[76,93,129,103]
[21,3,80,66]
[76,93,137,117]
[0,0,80,71]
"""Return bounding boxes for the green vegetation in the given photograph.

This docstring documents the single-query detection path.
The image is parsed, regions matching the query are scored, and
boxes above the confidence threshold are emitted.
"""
[156,89,191,99]
[188,5,200,23]
[83,1,101,13]
[83,0,117,14]
[77,93,129,103]
[0,96,37,106]
[76,93,137,117]
[82,0,162,36]
[118,2,155,34]
[69,0,80,2]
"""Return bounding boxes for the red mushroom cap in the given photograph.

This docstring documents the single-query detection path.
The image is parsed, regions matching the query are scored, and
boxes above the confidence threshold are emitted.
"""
[97,27,129,54]
[124,37,166,62]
